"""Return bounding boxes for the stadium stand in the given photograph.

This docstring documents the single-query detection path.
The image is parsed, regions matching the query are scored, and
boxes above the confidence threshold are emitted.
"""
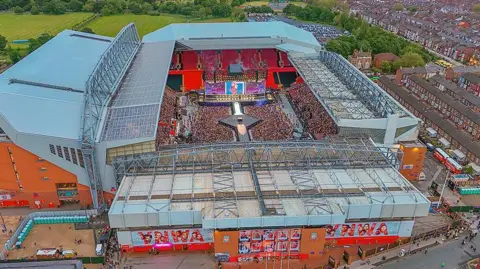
[260,49,279,68]
[240,49,259,69]
[181,51,199,70]
[156,87,177,149]
[200,50,218,71]
[220,50,240,68]
[288,83,338,139]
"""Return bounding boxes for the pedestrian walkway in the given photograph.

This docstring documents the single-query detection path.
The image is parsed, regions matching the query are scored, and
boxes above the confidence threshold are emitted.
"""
[351,236,449,269]
[278,93,303,131]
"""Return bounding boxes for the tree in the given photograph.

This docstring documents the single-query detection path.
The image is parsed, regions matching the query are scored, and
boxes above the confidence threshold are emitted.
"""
[0,0,13,10]
[13,5,22,13]
[380,61,392,73]
[0,35,7,51]
[27,33,53,54]
[8,49,21,64]
[407,6,417,12]
[463,166,474,175]
[129,1,142,14]
[473,3,480,13]
[67,0,83,12]
[392,2,404,11]
[43,0,66,14]
[142,2,152,13]
[212,3,231,17]
[30,4,39,14]
[80,27,94,34]
[394,52,425,68]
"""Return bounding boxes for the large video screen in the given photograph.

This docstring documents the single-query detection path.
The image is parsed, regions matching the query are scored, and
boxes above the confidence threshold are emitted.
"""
[246,81,266,94]
[131,228,213,246]
[205,82,224,95]
[225,81,245,95]
[238,228,301,254]
[324,221,412,238]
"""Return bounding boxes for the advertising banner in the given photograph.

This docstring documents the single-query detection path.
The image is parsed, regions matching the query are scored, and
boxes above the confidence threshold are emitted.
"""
[238,228,301,254]
[325,222,402,238]
[131,229,213,246]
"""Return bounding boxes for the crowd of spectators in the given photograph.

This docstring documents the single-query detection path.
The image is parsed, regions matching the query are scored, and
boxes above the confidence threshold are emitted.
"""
[244,104,294,141]
[190,106,233,143]
[155,87,177,149]
[102,229,120,269]
[288,83,337,139]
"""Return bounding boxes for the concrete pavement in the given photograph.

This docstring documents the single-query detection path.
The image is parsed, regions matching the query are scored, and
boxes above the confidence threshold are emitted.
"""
[374,235,480,269]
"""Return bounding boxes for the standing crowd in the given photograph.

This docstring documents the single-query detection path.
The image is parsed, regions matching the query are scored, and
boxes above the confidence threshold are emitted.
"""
[244,104,294,141]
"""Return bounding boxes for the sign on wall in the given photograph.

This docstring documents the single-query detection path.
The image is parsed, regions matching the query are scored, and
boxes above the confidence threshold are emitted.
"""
[325,221,403,238]
[131,228,213,246]
[238,228,301,254]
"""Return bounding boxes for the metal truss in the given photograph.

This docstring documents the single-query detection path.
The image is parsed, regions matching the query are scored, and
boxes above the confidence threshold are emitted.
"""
[111,141,398,183]
[318,51,408,119]
[81,23,141,210]
[212,151,238,218]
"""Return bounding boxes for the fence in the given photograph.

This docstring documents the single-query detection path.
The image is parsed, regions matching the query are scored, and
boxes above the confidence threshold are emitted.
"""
[0,209,98,260]
[72,14,101,31]
[0,256,104,264]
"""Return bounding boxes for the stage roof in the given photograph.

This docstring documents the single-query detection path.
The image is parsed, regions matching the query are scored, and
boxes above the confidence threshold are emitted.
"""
[0,30,112,139]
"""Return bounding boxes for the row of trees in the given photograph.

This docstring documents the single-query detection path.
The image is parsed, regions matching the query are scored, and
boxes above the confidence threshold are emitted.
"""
[283,4,335,23]
[0,0,242,17]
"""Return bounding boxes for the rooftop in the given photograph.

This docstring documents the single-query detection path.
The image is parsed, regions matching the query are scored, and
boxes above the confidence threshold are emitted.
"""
[430,74,480,107]
[378,76,480,158]
[108,141,430,229]
[462,73,480,84]
[0,30,113,139]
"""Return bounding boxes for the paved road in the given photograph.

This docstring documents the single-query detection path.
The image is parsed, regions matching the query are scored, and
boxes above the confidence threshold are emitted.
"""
[411,152,447,193]
[378,236,480,269]
[424,47,464,67]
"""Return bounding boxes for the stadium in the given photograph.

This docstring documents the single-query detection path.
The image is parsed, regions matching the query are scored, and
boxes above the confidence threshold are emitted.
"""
[0,21,428,260]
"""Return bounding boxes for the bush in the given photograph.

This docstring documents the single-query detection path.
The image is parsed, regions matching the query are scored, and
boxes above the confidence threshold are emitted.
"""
[30,5,39,14]
[147,10,160,16]
[13,6,23,13]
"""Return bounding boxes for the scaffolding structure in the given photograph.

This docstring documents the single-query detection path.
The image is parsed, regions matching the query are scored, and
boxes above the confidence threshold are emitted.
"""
[290,51,409,121]
[81,23,141,210]
[111,140,417,220]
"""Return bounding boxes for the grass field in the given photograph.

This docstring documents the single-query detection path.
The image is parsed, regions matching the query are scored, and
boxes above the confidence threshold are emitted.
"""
[0,13,93,42]
[85,14,231,37]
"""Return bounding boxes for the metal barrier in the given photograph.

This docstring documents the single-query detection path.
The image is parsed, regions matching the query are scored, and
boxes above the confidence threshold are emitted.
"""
[0,209,98,260]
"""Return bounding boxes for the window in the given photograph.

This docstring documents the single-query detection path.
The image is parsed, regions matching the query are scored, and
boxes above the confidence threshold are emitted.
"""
[56,146,63,158]
[40,167,47,172]
[49,144,56,155]
[77,149,85,168]
[63,147,71,162]
[70,148,78,165]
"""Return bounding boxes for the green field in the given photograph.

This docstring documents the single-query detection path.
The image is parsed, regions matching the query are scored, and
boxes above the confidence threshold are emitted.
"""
[85,14,231,37]
[0,13,93,42]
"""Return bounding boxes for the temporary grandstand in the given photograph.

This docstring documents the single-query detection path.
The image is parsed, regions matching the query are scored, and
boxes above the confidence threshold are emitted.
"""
[0,21,422,221]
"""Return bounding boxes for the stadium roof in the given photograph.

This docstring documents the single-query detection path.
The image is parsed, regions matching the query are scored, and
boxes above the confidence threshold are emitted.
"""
[109,167,430,229]
[101,41,174,143]
[0,30,113,139]
[143,21,321,52]
[108,141,430,229]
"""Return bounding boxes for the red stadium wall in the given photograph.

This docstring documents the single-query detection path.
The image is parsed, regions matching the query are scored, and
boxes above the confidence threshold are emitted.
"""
[0,142,110,209]
[169,70,204,91]
[266,67,297,89]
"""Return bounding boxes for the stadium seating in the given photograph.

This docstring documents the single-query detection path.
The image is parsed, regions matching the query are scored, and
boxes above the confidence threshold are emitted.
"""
[244,104,293,141]
[279,51,292,67]
[288,83,338,139]
[220,50,240,68]
[240,49,258,69]
[200,50,218,71]
[260,49,279,68]
[181,51,199,70]
[170,52,180,70]
[156,87,177,149]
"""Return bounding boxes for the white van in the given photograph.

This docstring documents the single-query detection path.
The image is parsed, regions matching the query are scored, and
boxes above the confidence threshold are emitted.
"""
[419,172,426,181]
[95,244,104,256]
